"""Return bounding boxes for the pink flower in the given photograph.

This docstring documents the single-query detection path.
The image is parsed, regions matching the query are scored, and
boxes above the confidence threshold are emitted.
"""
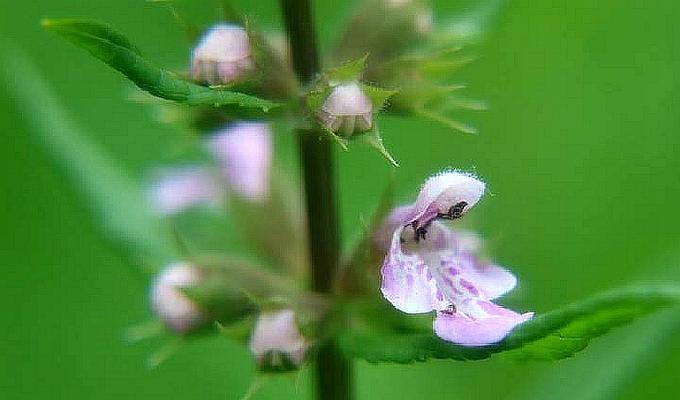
[249,309,307,368]
[190,24,254,85]
[379,171,533,346]
[147,167,220,215]
[150,263,207,335]
[207,122,272,202]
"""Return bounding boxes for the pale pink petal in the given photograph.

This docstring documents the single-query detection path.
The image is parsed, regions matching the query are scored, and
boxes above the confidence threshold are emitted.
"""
[148,167,220,215]
[151,263,207,334]
[433,300,533,346]
[249,309,307,366]
[462,260,517,300]
[451,229,482,254]
[207,122,272,202]
[381,227,447,314]
[374,204,415,253]
[411,171,485,226]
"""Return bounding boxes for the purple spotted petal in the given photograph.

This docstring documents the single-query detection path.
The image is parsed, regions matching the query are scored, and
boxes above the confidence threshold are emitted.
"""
[411,171,485,225]
[433,299,533,346]
[207,122,272,202]
[380,227,447,314]
[439,253,517,301]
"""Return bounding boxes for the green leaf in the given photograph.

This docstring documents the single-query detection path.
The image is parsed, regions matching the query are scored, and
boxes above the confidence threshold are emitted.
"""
[42,18,279,112]
[0,41,178,268]
[338,284,680,363]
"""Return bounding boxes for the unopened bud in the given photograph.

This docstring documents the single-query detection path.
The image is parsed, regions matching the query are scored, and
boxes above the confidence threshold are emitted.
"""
[151,263,207,335]
[249,309,307,369]
[191,24,254,85]
[318,82,373,136]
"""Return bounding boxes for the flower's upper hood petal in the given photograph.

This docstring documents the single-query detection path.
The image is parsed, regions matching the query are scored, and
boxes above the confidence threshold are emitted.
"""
[409,171,486,225]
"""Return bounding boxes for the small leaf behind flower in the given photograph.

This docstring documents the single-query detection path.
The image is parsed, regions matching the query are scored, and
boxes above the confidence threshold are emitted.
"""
[41,18,279,112]
[361,84,398,113]
[327,54,369,84]
[338,284,680,363]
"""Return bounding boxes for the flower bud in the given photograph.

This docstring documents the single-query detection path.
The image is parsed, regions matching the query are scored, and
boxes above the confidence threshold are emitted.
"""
[150,263,207,335]
[318,82,373,136]
[249,309,307,370]
[191,24,254,85]
[206,122,272,202]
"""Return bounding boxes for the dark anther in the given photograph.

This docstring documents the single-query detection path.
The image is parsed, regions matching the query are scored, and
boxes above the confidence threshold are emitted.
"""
[440,201,468,220]
[441,304,457,315]
[410,220,432,243]
[415,226,428,242]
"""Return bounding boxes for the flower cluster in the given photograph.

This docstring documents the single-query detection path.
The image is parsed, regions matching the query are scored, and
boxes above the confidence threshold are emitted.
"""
[139,5,530,369]
[43,0,534,373]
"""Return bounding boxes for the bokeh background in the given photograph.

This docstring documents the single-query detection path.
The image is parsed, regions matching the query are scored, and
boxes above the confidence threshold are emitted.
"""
[2,0,680,399]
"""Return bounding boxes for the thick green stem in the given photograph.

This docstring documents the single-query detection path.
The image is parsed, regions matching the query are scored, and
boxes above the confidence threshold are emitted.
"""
[278,1,353,399]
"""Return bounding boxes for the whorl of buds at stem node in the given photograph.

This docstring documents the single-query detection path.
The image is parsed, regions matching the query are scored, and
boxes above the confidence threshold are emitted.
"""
[191,24,254,85]
[318,82,373,136]
[249,309,308,370]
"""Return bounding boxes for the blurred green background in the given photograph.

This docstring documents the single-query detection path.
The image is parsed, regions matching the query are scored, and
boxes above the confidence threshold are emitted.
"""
[2,0,680,399]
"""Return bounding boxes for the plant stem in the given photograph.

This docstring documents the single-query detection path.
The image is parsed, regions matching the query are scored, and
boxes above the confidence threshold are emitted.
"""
[279,1,353,399]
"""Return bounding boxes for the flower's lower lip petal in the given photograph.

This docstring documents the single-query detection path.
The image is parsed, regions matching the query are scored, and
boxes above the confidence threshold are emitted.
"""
[380,228,441,314]
[433,301,533,346]
[457,259,518,300]
[380,257,440,314]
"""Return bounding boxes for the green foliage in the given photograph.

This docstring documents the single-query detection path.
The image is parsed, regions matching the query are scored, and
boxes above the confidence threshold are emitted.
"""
[0,43,178,268]
[361,83,398,113]
[338,284,680,363]
[41,19,279,112]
